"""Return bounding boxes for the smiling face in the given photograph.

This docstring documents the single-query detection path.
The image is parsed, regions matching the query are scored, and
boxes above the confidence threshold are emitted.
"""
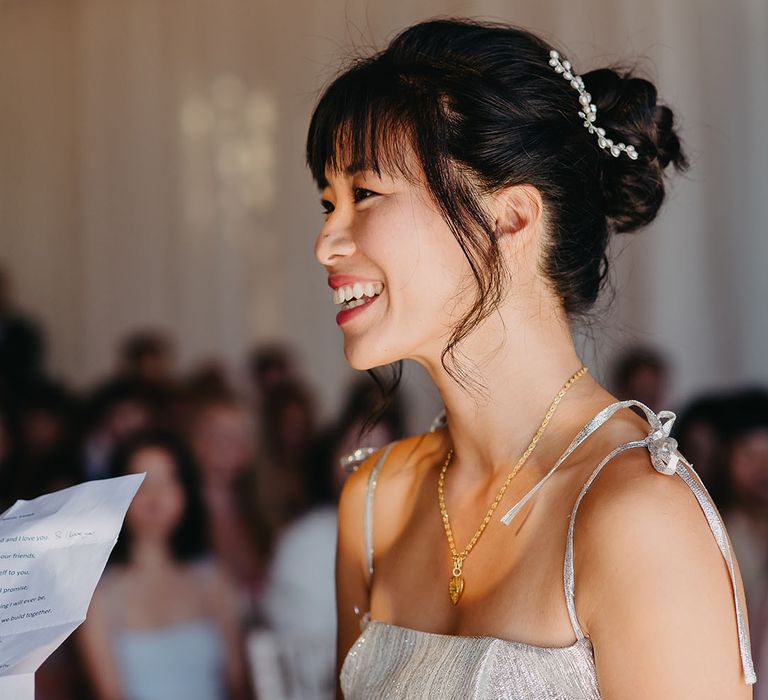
[315,149,477,371]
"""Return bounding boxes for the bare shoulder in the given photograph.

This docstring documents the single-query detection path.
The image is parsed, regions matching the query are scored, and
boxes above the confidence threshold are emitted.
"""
[367,430,446,507]
[340,431,443,502]
[572,443,753,697]
[334,434,438,684]
[337,431,444,567]
[336,439,402,531]
[335,441,394,579]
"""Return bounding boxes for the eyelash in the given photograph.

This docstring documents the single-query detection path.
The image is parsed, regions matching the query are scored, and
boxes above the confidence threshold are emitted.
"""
[321,188,377,217]
[353,187,376,202]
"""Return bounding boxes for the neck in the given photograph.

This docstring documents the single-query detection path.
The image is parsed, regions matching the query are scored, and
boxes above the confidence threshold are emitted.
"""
[129,537,174,572]
[201,473,233,492]
[413,294,612,483]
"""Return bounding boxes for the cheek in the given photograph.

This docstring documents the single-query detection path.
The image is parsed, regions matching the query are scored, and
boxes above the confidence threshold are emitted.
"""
[165,488,186,525]
[366,199,469,318]
[126,484,185,532]
[125,495,153,530]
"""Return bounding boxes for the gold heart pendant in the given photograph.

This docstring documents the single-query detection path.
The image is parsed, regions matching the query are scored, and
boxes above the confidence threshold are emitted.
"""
[449,574,464,605]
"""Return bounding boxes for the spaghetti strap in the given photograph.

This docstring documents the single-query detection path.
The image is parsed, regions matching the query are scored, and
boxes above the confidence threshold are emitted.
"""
[363,442,395,587]
[499,398,756,685]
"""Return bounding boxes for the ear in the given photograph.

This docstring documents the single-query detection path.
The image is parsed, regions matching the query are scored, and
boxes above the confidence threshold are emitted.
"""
[492,184,544,241]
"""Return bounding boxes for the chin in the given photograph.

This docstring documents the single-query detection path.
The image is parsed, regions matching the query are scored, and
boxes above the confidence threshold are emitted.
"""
[343,338,397,372]
[344,348,378,371]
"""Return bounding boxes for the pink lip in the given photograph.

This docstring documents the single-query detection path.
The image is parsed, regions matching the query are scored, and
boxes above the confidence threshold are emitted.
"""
[335,291,381,326]
[328,274,384,290]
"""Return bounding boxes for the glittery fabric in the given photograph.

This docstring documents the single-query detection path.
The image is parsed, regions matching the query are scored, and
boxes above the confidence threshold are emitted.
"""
[340,620,599,699]
[342,399,756,699]
[366,443,394,578]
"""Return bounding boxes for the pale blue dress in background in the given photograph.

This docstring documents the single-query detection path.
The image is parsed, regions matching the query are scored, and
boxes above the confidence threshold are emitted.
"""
[112,618,226,700]
[101,559,228,700]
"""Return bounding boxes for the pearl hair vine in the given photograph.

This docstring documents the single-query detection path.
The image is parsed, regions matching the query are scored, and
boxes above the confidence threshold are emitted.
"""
[548,49,639,160]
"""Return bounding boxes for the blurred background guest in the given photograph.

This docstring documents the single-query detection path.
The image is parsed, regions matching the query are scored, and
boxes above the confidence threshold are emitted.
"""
[720,389,768,631]
[187,391,273,614]
[258,376,406,700]
[754,593,768,700]
[117,329,177,388]
[247,342,300,408]
[672,391,733,509]
[258,378,319,530]
[609,345,670,414]
[79,377,166,480]
[0,377,82,510]
[0,265,46,416]
[77,429,249,700]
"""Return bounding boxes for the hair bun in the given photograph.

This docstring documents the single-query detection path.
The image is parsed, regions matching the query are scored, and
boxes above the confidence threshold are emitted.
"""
[581,66,689,233]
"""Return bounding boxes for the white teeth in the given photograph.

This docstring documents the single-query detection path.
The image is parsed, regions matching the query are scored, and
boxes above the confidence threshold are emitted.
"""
[332,281,385,306]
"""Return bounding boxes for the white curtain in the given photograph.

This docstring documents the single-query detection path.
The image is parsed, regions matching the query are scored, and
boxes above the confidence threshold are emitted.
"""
[0,0,765,427]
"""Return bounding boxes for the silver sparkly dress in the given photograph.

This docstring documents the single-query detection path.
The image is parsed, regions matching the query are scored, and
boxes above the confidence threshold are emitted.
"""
[340,399,757,699]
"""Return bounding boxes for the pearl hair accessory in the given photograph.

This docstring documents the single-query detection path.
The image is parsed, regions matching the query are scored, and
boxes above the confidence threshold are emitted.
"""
[548,49,639,160]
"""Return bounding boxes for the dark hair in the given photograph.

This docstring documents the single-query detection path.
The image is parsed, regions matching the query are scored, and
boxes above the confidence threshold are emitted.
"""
[306,17,689,420]
[84,376,166,431]
[672,391,733,509]
[119,329,172,366]
[16,376,77,414]
[107,428,208,563]
[259,378,316,461]
[719,387,768,510]
[337,376,407,446]
[304,376,407,505]
[248,342,295,382]
[610,345,669,393]
[721,387,768,443]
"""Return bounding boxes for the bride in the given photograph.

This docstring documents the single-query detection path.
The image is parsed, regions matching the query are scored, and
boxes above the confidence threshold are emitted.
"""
[307,16,756,700]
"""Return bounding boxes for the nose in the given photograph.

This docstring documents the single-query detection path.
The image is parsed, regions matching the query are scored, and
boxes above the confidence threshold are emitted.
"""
[314,219,356,266]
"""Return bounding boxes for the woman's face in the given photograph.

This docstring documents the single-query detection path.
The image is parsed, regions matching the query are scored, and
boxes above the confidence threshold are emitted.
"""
[314,148,474,371]
[125,446,185,541]
[191,404,254,483]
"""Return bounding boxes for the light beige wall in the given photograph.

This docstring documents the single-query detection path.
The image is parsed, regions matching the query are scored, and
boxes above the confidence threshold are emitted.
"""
[1,0,766,429]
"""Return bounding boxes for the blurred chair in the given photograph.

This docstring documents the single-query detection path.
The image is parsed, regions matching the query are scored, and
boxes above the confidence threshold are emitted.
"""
[247,627,334,700]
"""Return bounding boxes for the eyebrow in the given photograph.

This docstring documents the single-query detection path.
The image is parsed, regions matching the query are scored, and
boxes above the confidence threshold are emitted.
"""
[319,165,371,190]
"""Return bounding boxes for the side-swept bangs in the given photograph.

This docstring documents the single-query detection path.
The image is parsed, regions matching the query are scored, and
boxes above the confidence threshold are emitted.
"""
[305,45,505,418]
[306,54,438,189]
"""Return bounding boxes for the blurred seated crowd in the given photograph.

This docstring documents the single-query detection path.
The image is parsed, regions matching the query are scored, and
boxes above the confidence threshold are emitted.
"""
[0,267,406,699]
[0,265,766,699]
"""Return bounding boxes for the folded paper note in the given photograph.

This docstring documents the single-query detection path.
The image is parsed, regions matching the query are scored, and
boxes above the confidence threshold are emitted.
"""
[0,474,144,697]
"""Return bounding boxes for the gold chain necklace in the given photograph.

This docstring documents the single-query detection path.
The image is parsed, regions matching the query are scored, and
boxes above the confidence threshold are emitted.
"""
[437,365,588,605]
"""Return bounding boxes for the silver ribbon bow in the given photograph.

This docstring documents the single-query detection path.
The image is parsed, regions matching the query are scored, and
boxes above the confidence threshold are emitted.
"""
[644,409,680,476]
